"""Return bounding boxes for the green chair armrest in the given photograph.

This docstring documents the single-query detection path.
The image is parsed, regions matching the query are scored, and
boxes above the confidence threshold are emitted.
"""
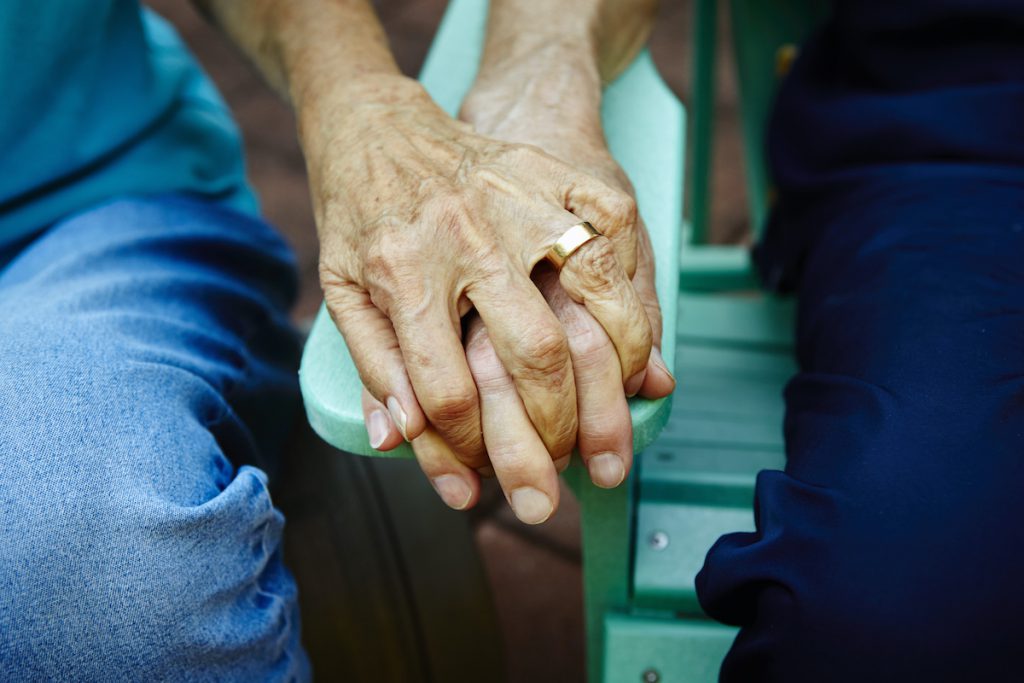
[299,0,685,457]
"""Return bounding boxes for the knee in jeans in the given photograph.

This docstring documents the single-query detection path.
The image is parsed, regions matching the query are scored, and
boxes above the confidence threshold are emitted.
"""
[2,464,296,678]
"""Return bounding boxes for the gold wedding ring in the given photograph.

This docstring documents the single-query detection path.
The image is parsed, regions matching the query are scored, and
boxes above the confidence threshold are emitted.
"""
[546,221,601,270]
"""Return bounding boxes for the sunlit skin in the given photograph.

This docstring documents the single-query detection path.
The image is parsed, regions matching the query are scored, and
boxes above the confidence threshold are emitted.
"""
[194,0,672,524]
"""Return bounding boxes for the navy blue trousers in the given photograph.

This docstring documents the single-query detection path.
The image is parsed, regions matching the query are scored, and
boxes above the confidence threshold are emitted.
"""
[698,176,1024,681]
[696,2,1024,680]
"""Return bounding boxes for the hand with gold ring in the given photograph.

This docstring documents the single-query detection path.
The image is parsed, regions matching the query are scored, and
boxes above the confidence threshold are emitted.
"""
[361,110,676,525]
[312,77,655,521]
[546,222,601,270]
[357,0,677,521]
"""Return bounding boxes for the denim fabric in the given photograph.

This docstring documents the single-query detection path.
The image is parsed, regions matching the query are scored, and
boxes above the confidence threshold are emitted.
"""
[0,195,309,681]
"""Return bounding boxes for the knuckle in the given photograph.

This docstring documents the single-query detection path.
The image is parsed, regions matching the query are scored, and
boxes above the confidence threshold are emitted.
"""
[570,326,615,373]
[492,441,537,473]
[569,239,621,293]
[424,383,479,426]
[581,239,620,275]
[514,326,571,378]
[578,408,621,439]
[603,191,638,232]
[368,283,424,326]
[361,232,422,297]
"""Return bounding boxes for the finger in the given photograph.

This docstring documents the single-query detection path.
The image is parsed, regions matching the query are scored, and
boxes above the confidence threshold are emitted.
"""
[322,279,427,441]
[465,318,560,524]
[631,223,676,398]
[361,389,404,451]
[538,268,632,489]
[387,292,487,467]
[411,427,481,511]
[562,174,639,277]
[467,267,578,462]
[556,234,653,391]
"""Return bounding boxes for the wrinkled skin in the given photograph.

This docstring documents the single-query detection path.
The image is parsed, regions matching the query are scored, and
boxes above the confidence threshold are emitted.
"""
[361,75,674,523]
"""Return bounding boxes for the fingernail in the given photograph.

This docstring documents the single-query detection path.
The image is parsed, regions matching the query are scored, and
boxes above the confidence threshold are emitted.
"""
[650,346,676,382]
[588,452,625,488]
[509,487,554,525]
[625,370,646,397]
[553,455,572,473]
[386,396,408,440]
[367,409,390,449]
[431,475,473,510]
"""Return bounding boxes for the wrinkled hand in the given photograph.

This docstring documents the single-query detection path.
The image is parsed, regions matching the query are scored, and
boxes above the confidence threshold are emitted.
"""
[361,104,675,523]
[309,76,651,478]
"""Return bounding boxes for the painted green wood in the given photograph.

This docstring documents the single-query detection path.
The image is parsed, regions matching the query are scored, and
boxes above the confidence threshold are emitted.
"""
[686,0,719,245]
[641,446,785,506]
[634,501,754,614]
[678,293,794,349]
[603,613,737,683]
[676,345,795,382]
[632,309,792,614]
[564,463,635,683]
[688,0,827,238]
[679,243,758,292]
[299,0,684,461]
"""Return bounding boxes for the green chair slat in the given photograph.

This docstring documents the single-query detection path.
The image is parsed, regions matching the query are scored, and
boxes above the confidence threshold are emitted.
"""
[299,0,685,460]
[633,295,793,618]
[678,244,759,292]
[643,445,785,495]
[676,345,795,383]
[672,376,787,418]
[678,294,795,350]
[602,613,736,683]
[668,414,783,450]
[633,501,755,613]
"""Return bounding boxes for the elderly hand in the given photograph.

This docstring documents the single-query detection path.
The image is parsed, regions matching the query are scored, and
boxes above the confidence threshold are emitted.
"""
[308,75,651,482]
[361,83,675,523]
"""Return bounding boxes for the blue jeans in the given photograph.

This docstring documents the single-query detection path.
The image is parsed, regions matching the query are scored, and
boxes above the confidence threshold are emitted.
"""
[0,195,310,680]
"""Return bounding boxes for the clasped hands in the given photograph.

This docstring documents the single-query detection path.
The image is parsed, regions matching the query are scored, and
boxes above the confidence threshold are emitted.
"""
[310,76,674,524]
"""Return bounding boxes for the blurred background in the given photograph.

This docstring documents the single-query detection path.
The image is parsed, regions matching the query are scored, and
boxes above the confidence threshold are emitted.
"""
[145,1,746,680]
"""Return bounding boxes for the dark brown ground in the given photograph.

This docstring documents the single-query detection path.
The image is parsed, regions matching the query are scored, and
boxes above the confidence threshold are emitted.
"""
[146,2,746,681]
